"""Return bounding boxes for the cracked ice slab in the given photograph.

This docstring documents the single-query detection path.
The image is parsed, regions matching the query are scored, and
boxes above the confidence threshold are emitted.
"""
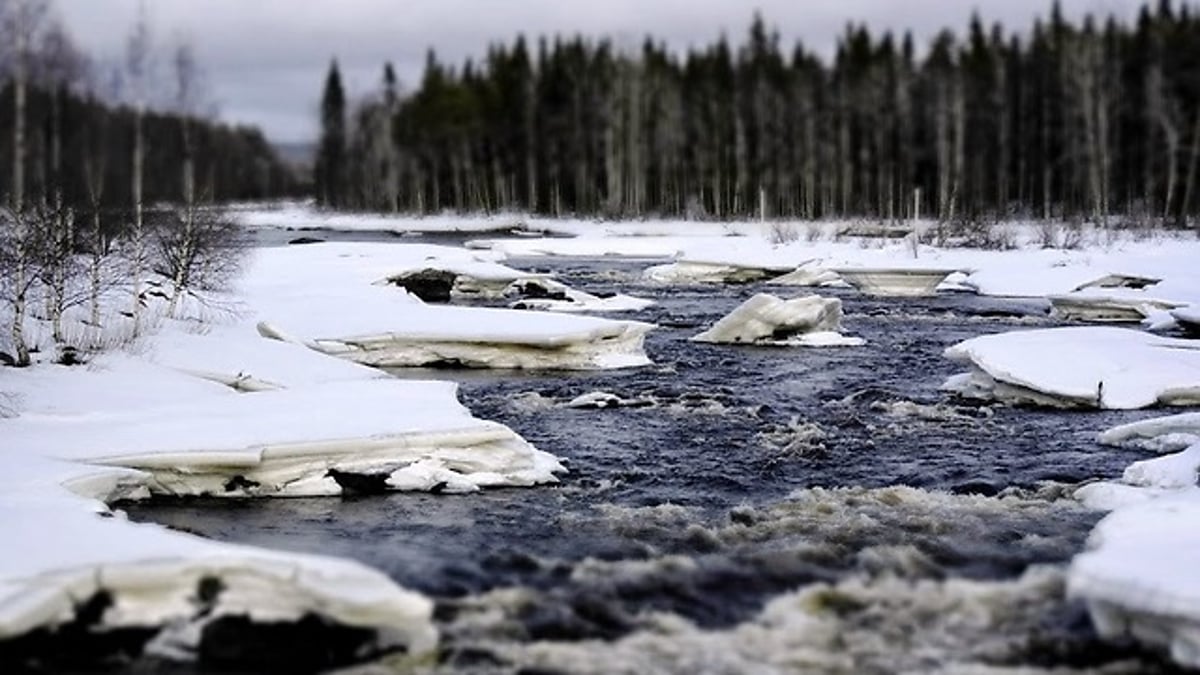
[942,327,1200,409]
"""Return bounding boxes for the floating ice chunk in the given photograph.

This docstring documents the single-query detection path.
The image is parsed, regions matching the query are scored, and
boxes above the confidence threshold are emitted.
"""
[643,261,784,284]
[942,327,1200,409]
[1073,482,1177,511]
[1122,445,1200,489]
[1048,291,1183,323]
[1068,489,1200,669]
[766,262,842,287]
[1098,413,1200,453]
[834,268,958,297]
[692,294,863,347]
[566,391,654,409]
[1074,274,1162,292]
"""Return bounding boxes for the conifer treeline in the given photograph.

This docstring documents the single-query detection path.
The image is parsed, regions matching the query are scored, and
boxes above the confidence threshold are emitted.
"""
[0,84,296,212]
[318,1,1200,223]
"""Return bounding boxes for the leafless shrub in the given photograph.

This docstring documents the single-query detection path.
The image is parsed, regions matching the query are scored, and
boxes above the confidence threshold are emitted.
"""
[1060,219,1085,250]
[932,215,1017,250]
[1036,220,1061,249]
[149,206,249,317]
[766,222,801,245]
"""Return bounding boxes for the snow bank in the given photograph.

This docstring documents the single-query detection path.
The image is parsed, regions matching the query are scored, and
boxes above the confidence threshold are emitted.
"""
[692,294,863,347]
[942,327,1200,409]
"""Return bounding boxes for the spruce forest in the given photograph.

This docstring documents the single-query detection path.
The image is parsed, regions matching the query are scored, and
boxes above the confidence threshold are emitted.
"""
[316,1,1200,225]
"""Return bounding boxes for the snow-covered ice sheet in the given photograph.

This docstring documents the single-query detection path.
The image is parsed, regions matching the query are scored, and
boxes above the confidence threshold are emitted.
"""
[244,243,655,370]
[942,327,1200,409]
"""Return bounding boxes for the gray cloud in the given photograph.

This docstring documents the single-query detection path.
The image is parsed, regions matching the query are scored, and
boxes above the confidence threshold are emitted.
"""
[56,0,1147,143]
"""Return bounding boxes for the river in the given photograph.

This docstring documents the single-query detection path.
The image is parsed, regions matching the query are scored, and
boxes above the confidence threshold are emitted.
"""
[126,243,1181,673]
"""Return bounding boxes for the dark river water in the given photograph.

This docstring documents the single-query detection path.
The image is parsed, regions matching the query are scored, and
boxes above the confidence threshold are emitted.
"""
[126,240,1185,674]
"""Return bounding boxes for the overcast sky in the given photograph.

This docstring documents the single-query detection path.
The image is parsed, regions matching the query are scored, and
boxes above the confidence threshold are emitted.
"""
[56,0,1147,144]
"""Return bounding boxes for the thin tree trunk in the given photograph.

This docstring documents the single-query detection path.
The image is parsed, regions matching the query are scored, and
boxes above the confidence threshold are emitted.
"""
[1180,106,1200,229]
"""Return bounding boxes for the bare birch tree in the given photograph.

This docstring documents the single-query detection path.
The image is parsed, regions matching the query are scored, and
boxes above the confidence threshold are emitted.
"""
[125,1,152,326]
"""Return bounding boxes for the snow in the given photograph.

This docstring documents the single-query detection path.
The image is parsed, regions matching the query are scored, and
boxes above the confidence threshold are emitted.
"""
[942,327,1200,409]
[692,294,863,347]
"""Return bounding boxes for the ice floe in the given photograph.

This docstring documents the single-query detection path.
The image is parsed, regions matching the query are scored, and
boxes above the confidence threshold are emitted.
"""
[691,294,863,347]
[942,327,1200,409]
[834,267,959,297]
[1097,413,1200,454]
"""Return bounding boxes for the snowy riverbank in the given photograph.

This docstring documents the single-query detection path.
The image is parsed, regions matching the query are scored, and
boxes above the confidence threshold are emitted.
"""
[0,239,668,665]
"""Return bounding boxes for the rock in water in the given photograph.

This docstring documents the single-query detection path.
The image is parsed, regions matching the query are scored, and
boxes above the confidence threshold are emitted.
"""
[388,269,459,303]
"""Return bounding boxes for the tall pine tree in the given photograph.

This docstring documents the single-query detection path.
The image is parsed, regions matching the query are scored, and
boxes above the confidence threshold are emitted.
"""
[314,60,346,207]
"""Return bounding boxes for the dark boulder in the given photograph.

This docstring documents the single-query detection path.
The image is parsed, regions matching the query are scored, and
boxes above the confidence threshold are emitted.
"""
[390,269,458,303]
